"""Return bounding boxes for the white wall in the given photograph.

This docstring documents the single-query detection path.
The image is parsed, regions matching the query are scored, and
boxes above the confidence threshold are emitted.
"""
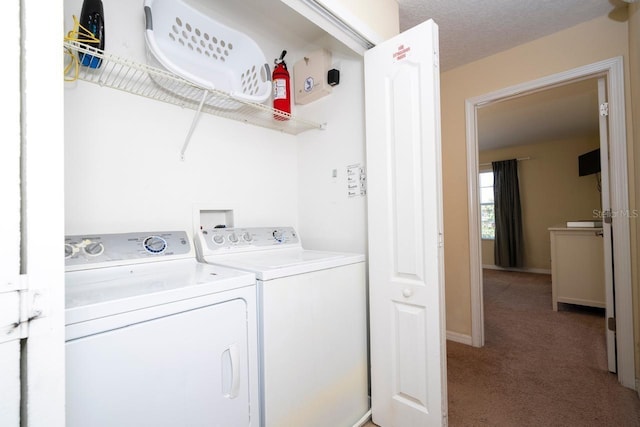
[297,48,368,254]
[65,83,299,234]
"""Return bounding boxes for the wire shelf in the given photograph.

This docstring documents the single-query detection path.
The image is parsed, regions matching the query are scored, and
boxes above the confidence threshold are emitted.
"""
[64,40,325,135]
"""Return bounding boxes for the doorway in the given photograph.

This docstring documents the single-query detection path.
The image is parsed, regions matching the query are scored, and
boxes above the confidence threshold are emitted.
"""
[464,57,635,389]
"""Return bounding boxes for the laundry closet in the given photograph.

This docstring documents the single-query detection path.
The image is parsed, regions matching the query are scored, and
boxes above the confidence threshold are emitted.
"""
[57,0,447,426]
[62,0,381,425]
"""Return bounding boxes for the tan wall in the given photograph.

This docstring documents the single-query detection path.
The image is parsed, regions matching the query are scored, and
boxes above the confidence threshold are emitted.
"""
[440,14,633,337]
[320,0,399,40]
[628,2,640,384]
[348,0,399,39]
[479,137,601,270]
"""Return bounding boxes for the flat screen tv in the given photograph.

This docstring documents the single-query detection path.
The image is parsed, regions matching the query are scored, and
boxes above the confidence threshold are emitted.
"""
[578,148,601,176]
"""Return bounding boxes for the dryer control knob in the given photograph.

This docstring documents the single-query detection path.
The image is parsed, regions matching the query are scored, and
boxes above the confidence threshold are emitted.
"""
[242,232,253,242]
[213,235,224,245]
[272,230,284,243]
[65,243,75,259]
[143,236,167,254]
[84,241,104,257]
[228,233,239,243]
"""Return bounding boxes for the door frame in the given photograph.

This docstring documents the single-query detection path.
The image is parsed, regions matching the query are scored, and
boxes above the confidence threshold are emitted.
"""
[465,56,635,389]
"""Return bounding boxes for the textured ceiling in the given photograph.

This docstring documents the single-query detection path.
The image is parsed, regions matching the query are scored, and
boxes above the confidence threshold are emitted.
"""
[398,0,623,71]
[396,1,624,151]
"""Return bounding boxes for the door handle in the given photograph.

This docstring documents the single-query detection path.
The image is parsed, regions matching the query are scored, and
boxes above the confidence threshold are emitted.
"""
[222,344,241,399]
[402,288,413,298]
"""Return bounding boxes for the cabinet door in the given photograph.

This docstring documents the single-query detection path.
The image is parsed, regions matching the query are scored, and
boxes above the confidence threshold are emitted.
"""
[66,299,251,427]
[365,19,447,427]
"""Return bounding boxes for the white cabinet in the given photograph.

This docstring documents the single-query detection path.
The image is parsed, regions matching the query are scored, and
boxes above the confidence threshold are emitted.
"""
[548,226,605,310]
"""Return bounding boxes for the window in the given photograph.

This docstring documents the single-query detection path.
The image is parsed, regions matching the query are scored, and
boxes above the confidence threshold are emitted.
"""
[480,171,495,239]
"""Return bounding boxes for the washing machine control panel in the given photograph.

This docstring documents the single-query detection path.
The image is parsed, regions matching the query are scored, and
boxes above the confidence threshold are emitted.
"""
[198,226,300,253]
[65,231,191,267]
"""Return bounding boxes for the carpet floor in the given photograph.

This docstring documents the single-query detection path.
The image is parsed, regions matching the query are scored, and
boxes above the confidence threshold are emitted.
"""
[446,269,640,426]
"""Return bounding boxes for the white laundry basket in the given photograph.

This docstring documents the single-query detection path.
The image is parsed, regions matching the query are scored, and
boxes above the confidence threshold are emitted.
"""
[144,0,272,104]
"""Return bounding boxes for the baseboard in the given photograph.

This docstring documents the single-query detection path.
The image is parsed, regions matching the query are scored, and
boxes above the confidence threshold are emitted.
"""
[353,409,372,427]
[483,264,551,275]
[446,330,473,345]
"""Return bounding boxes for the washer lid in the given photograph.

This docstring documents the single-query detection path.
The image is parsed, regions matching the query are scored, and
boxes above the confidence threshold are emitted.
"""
[65,258,255,326]
[204,248,365,280]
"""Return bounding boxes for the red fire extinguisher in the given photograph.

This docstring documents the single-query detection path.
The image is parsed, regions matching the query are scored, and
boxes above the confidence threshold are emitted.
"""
[272,50,291,120]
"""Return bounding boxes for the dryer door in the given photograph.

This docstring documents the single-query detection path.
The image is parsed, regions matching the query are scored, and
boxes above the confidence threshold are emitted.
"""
[66,297,252,427]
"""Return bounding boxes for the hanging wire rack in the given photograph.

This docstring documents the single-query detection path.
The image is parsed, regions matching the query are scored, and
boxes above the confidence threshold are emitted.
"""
[64,40,325,136]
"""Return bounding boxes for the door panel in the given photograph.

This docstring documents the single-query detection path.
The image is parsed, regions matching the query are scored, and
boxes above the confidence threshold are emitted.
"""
[19,1,66,425]
[394,303,427,405]
[365,19,447,427]
[391,65,423,278]
[0,341,20,426]
[0,0,23,424]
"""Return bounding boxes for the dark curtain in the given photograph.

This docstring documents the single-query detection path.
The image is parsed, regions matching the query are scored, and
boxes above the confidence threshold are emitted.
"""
[493,159,523,268]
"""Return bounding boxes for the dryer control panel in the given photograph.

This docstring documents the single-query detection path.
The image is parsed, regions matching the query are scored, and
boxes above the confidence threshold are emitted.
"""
[65,231,191,267]
[196,227,301,255]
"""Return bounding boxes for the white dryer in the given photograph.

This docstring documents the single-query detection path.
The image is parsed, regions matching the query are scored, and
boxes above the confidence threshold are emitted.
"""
[195,227,369,427]
[65,231,259,427]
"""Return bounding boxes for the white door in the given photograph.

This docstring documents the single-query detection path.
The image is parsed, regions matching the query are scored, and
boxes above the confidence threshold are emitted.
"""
[364,20,448,426]
[0,2,66,426]
[0,2,23,424]
[597,77,616,373]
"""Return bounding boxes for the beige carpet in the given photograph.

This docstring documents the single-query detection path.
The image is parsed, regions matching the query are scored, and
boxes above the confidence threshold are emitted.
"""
[446,269,640,426]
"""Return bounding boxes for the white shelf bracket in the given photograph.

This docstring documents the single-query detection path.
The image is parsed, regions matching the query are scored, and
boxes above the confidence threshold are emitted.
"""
[180,89,209,161]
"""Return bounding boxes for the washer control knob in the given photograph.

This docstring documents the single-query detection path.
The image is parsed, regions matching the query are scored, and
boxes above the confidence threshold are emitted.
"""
[143,236,167,254]
[242,232,253,242]
[213,234,224,245]
[272,230,284,243]
[64,243,74,259]
[83,241,104,257]
[228,233,239,243]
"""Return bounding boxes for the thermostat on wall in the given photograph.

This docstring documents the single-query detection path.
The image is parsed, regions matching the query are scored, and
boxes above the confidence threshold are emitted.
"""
[293,49,332,105]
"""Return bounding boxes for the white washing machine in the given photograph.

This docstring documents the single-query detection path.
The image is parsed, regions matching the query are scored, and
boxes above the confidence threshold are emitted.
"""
[195,227,369,427]
[65,231,259,427]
